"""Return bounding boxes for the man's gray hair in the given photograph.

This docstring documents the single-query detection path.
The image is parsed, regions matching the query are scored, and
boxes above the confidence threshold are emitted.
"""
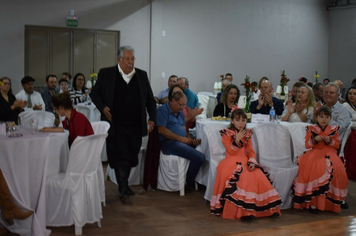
[222,79,231,85]
[117,46,135,58]
[178,77,189,85]
[172,90,186,101]
[324,82,340,94]
[261,79,273,88]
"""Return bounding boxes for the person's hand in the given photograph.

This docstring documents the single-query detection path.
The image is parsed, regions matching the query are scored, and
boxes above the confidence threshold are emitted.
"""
[257,94,264,109]
[315,135,324,142]
[191,139,201,146]
[248,163,255,171]
[286,100,295,114]
[19,100,28,109]
[180,136,191,145]
[33,104,42,110]
[147,120,155,133]
[186,107,204,121]
[235,129,246,142]
[103,106,112,122]
[295,103,305,114]
[315,101,322,110]
[324,136,331,143]
[264,93,273,107]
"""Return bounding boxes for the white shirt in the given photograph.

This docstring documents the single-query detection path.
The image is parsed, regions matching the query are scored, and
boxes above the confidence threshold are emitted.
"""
[343,102,356,129]
[281,105,314,123]
[117,64,136,84]
[15,89,45,111]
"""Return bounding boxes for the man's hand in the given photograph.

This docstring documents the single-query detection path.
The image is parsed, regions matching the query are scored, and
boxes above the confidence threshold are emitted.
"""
[33,104,42,110]
[147,120,155,133]
[257,94,264,109]
[191,139,201,146]
[264,93,273,107]
[103,106,112,122]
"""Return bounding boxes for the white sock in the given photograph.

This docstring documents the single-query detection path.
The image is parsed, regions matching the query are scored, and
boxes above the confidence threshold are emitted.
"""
[310,205,316,209]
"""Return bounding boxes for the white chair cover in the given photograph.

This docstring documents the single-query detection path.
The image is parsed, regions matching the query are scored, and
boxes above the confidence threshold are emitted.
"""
[339,122,352,158]
[91,121,110,206]
[46,133,107,235]
[73,105,90,120]
[19,110,55,130]
[157,152,190,196]
[197,91,214,96]
[194,145,209,186]
[106,147,146,186]
[202,123,226,201]
[253,123,298,209]
[197,94,209,120]
[287,122,309,163]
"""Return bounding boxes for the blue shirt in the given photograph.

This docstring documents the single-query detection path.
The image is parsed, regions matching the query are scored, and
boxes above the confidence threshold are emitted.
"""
[216,91,222,103]
[156,88,169,99]
[185,88,199,109]
[157,102,186,141]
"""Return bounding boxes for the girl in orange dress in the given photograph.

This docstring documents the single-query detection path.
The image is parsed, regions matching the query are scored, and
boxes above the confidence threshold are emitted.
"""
[292,106,348,213]
[210,108,282,220]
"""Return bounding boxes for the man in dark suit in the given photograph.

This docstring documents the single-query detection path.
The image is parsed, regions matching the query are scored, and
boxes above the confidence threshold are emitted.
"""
[91,46,156,203]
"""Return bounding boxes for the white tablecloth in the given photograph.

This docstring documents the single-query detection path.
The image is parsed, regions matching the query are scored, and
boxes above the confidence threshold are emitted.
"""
[0,128,69,236]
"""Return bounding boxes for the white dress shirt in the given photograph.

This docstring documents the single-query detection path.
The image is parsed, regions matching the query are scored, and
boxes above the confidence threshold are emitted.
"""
[15,89,45,111]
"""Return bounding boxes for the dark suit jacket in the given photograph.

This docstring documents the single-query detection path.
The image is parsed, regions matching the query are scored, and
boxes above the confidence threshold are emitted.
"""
[90,65,156,136]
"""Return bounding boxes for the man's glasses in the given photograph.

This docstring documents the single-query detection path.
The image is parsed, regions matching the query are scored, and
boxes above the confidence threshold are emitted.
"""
[176,100,186,108]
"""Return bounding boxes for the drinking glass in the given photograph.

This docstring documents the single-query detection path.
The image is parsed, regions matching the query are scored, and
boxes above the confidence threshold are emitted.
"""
[18,116,23,129]
[30,119,38,135]
[5,121,12,136]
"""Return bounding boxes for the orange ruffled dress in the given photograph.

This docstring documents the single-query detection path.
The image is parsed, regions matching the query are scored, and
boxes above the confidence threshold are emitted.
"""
[292,125,348,212]
[210,129,282,219]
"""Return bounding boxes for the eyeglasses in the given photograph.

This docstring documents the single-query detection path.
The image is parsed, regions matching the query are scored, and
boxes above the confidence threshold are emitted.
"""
[2,83,10,86]
[176,100,186,108]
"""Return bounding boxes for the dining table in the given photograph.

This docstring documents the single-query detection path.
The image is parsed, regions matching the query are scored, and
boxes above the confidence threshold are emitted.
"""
[0,126,69,236]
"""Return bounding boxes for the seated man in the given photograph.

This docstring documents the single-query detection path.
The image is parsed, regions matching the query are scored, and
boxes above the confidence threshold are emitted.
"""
[156,75,178,104]
[15,76,45,111]
[40,74,59,113]
[315,82,351,141]
[216,79,230,103]
[157,90,205,189]
[313,83,324,104]
[177,77,198,109]
[250,79,283,115]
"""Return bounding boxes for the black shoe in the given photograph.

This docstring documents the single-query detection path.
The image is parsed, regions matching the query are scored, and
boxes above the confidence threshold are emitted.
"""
[241,215,255,222]
[270,212,280,218]
[341,201,349,209]
[127,187,135,196]
[309,208,318,214]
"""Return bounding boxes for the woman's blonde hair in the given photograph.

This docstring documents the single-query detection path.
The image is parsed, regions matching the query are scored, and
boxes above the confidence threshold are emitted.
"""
[296,85,316,114]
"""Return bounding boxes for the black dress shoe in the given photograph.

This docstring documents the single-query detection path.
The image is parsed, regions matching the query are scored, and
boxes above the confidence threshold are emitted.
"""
[241,215,255,222]
[309,208,318,214]
[341,201,349,209]
[127,187,135,196]
[270,212,280,218]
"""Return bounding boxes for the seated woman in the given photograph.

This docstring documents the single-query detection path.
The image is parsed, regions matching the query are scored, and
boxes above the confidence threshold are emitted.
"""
[290,81,306,103]
[68,73,89,105]
[343,85,356,179]
[210,108,282,220]
[0,77,27,124]
[292,107,348,213]
[281,84,315,122]
[42,92,94,146]
[213,84,240,117]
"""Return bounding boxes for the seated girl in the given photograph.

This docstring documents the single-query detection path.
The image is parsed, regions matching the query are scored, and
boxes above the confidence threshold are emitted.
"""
[281,84,315,122]
[210,107,282,220]
[292,106,348,213]
[42,92,94,146]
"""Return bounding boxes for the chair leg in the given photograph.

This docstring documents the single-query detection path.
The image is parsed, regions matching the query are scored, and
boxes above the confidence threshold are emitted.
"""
[97,220,101,227]
[195,182,198,190]
[179,188,185,196]
[75,226,82,235]
[102,201,106,207]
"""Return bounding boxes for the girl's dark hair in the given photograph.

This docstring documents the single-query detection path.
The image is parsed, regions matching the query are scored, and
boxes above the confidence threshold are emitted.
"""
[228,108,247,130]
[72,73,86,93]
[316,106,331,117]
[168,84,184,101]
[51,92,73,110]
[345,85,356,105]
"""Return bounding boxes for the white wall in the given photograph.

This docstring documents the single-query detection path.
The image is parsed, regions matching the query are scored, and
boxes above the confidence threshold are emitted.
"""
[0,0,333,96]
[328,7,356,86]
[150,0,329,95]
